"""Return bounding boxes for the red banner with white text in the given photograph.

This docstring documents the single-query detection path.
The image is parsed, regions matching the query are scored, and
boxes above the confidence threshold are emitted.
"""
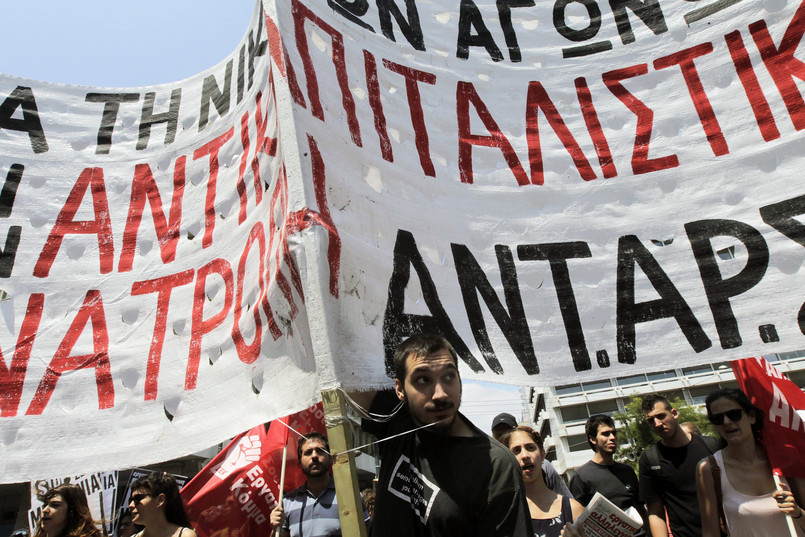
[182,403,326,537]
[732,357,805,479]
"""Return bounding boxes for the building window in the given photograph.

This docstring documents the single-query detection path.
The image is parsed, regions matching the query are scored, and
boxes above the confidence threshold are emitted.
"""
[582,379,612,392]
[617,374,647,386]
[588,399,619,415]
[556,384,583,396]
[786,370,805,389]
[647,370,676,381]
[561,404,590,424]
[682,364,712,376]
[661,389,686,402]
[689,385,715,405]
[559,400,619,424]
[567,434,591,453]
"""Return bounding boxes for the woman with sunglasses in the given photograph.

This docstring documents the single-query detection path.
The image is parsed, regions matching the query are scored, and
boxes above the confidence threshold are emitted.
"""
[34,484,101,537]
[696,387,805,537]
[500,426,584,537]
[129,472,197,537]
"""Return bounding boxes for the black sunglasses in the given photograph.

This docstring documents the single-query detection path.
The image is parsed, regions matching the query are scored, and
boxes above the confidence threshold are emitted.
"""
[130,493,152,504]
[709,408,744,425]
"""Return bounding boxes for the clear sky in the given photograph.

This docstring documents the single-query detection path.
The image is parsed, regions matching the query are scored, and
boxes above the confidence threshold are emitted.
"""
[0,0,257,87]
[0,0,526,433]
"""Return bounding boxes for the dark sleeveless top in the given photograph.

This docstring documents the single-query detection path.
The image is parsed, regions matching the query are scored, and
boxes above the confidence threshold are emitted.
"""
[532,495,573,537]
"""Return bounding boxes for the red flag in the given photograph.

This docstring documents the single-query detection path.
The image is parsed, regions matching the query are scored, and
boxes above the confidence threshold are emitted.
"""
[732,357,805,479]
[182,403,326,537]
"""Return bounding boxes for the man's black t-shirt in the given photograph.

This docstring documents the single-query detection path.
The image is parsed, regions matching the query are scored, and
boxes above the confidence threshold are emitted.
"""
[569,460,640,509]
[638,434,719,537]
[361,390,534,537]
[569,460,645,536]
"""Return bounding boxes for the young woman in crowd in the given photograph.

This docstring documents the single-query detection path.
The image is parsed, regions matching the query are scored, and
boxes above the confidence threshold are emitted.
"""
[129,472,197,537]
[501,426,584,537]
[35,484,101,537]
[697,387,805,537]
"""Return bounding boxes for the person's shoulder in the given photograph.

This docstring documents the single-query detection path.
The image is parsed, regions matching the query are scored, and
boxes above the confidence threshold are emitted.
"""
[698,434,721,452]
[569,497,586,521]
[574,460,596,474]
[486,432,513,458]
[610,461,639,481]
[285,483,309,500]
[637,444,654,463]
[638,442,660,471]
[361,389,407,435]
[486,436,522,475]
[612,460,635,472]
[697,454,714,471]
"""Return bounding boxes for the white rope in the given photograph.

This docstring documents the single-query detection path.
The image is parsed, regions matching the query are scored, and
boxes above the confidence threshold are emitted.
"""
[333,418,450,457]
[274,411,449,458]
[339,388,405,422]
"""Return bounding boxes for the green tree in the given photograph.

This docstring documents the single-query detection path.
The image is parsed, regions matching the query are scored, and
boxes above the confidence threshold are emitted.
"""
[613,394,718,472]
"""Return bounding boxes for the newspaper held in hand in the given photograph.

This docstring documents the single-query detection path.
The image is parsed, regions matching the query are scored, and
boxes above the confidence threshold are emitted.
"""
[573,492,643,537]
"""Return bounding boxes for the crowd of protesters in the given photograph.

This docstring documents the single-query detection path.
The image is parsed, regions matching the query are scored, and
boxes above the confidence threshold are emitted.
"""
[27,334,805,537]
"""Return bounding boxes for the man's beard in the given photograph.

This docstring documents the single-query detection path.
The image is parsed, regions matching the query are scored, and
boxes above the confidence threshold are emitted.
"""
[419,400,458,433]
[303,464,329,477]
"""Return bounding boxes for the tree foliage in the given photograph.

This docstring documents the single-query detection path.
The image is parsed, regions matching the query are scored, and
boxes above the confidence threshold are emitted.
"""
[613,394,718,471]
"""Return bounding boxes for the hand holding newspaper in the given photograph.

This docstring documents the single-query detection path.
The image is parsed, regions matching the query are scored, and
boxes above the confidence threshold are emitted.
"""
[573,492,643,537]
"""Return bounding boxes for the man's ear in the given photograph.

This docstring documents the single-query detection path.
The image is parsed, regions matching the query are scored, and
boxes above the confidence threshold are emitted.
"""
[671,408,679,419]
[394,378,405,402]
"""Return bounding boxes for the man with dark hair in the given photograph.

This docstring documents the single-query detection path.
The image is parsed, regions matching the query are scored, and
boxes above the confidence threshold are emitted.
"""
[638,394,719,537]
[569,415,647,535]
[350,334,533,536]
[491,413,574,499]
[269,432,369,537]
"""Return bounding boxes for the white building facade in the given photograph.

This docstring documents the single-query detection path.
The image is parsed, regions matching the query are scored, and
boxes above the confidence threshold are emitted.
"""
[525,351,805,476]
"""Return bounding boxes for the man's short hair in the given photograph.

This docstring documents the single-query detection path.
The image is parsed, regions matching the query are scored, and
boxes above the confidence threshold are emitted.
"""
[297,431,329,460]
[641,393,672,413]
[393,334,459,382]
[585,414,615,451]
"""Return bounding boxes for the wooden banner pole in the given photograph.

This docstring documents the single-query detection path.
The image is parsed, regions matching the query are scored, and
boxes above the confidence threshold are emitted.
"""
[322,389,368,537]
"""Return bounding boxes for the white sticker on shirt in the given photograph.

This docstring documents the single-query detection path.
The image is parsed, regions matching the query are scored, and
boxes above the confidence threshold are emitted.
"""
[388,455,440,523]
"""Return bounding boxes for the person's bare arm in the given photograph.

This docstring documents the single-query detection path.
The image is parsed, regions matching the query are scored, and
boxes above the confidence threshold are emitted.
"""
[773,479,805,532]
[645,499,669,537]
[269,505,290,537]
[635,503,650,536]
[695,458,721,537]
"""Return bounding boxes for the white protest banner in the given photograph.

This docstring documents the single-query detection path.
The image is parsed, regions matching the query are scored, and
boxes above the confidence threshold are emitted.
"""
[278,0,805,387]
[0,1,322,482]
[29,472,118,535]
[3,0,805,481]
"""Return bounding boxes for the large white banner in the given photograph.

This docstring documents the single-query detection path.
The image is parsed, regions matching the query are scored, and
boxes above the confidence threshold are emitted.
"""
[2,0,805,481]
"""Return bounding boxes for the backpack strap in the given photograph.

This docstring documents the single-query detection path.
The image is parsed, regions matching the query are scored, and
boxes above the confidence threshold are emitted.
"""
[646,444,660,471]
[707,455,729,537]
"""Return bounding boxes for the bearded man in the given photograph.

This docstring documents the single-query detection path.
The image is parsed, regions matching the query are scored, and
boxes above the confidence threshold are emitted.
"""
[269,432,369,536]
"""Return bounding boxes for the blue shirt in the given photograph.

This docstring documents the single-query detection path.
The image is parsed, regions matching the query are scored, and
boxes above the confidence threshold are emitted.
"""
[281,475,369,537]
